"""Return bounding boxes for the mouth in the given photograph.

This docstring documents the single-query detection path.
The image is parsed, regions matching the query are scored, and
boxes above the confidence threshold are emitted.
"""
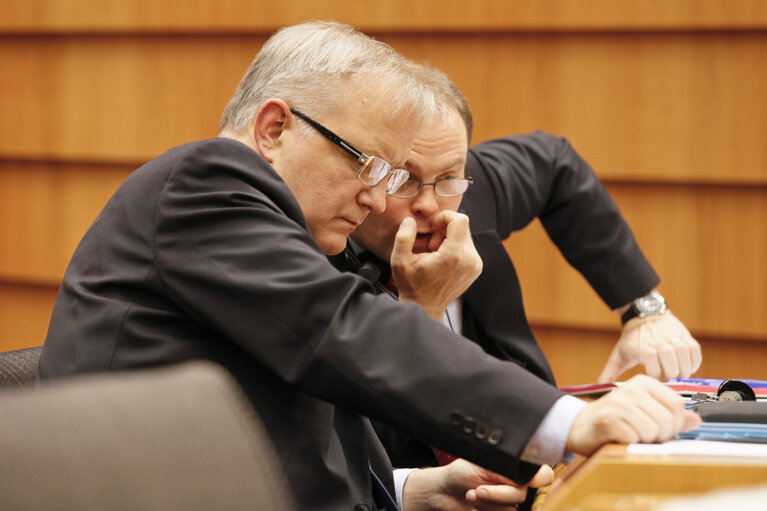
[413,232,433,252]
[342,217,361,229]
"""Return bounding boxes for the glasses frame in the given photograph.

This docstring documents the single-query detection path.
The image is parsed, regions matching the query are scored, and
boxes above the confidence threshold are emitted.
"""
[389,176,474,199]
[289,108,409,194]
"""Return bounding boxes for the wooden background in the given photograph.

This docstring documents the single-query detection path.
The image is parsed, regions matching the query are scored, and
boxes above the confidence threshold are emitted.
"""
[1,0,766,385]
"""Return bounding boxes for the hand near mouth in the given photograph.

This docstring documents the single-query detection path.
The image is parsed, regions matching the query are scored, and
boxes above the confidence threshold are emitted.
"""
[390,212,482,320]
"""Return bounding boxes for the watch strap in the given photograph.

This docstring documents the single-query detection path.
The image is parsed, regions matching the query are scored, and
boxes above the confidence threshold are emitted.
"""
[621,306,640,325]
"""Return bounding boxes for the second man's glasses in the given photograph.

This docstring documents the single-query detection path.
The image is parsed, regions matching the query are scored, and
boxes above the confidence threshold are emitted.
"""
[290,108,409,196]
[388,177,473,199]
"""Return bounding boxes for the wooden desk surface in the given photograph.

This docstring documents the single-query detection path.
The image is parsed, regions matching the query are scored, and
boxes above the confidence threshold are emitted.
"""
[537,443,767,511]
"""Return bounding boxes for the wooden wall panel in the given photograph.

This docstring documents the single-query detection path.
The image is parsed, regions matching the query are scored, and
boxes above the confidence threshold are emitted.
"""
[1,2,765,383]
[3,32,766,184]
[507,183,767,339]
[0,35,260,162]
[535,325,767,386]
[2,0,767,32]
[0,283,57,351]
[0,162,132,283]
[389,32,767,184]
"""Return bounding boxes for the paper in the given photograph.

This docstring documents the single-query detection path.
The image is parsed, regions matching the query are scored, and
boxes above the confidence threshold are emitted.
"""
[627,439,767,458]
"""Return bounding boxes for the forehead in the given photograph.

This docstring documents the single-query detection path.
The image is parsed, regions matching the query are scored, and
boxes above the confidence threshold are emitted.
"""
[405,110,468,178]
[321,85,420,168]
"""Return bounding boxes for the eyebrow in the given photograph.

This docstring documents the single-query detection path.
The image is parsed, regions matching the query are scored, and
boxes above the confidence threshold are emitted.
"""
[404,157,466,174]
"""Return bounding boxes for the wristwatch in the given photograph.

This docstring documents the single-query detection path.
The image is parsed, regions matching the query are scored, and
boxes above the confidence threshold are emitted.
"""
[620,290,667,325]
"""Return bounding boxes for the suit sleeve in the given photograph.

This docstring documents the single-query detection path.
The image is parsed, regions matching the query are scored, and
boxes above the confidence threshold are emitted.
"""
[463,131,659,309]
[153,140,562,482]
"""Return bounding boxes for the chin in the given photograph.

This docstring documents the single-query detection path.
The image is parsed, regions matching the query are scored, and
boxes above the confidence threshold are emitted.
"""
[317,236,348,256]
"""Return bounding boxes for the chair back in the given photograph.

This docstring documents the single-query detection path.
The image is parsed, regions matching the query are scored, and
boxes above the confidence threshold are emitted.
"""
[0,345,42,387]
[0,361,295,511]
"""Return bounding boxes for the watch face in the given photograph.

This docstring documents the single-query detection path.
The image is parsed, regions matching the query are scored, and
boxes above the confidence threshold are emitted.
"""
[636,294,664,315]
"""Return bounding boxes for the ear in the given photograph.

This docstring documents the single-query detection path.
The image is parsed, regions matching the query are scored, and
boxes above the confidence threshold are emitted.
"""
[252,99,293,164]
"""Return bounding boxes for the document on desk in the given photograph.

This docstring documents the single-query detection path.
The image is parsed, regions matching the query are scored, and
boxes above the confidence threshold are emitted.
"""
[627,439,767,458]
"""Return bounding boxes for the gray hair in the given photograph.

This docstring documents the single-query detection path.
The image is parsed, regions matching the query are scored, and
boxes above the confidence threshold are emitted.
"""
[219,21,438,137]
[407,62,474,143]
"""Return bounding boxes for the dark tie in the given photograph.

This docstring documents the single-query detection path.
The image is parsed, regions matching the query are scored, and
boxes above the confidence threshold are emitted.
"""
[369,464,400,511]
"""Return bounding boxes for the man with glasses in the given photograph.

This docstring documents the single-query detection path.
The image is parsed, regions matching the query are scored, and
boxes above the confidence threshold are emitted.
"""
[40,21,700,511]
[347,63,702,473]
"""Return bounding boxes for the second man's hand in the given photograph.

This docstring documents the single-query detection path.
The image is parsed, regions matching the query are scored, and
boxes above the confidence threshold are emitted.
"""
[391,212,482,320]
[402,459,554,511]
[598,310,702,383]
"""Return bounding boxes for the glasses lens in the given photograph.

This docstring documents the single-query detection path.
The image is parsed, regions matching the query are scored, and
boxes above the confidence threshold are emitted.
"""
[388,179,420,198]
[434,178,470,197]
[359,157,391,186]
[386,169,411,195]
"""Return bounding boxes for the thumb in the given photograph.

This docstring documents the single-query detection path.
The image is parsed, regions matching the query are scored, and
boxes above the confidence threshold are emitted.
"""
[529,465,555,487]
[682,411,702,432]
[391,217,416,263]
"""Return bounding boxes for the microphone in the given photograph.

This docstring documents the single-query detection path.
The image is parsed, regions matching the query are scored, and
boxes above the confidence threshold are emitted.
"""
[357,262,381,284]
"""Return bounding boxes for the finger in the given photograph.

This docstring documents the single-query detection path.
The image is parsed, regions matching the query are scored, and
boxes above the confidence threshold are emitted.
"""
[671,337,693,377]
[656,342,680,379]
[444,212,472,243]
[682,411,702,432]
[643,378,688,434]
[614,400,662,443]
[632,393,677,441]
[597,350,634,383]
[607,377,679,441]
[638,343,663,380]
[391,217,417,263]
[472,484,529,504]
[687,337,703,374]
[428,228,446,253]
[432,210,472,244]
[529,465,555,487]
[604,410,643,445]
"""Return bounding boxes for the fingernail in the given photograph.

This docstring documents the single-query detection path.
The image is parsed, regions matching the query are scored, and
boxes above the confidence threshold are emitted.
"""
[478,488,489,499]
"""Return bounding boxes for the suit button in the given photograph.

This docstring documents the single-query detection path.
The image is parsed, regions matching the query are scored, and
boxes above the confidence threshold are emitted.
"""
[449,410,464,427]
[462,416,476,434]
[354,504,371,511]
[487,427,503,445]
[475,421,489,440]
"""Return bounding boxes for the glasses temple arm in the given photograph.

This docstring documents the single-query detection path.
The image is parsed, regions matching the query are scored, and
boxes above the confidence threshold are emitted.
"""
[289,108,366,162]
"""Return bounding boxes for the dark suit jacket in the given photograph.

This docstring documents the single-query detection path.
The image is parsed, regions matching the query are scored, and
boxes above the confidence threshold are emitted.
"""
[40,138,565,510]
[464,131,659,374]
[368,131,660,468]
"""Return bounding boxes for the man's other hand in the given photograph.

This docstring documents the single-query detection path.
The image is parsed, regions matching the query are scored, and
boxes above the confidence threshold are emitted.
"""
[402,459,553,511]
[566,374,701,456]
[598,310,702,383]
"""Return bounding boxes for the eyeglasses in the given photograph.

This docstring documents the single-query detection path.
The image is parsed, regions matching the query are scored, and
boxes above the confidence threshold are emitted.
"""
[290,108,410,195]
[388,176,474,199]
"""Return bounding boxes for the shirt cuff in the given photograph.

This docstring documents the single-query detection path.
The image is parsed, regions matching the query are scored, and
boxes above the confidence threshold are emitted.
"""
[521,395,587,466]
[393,468,419,508]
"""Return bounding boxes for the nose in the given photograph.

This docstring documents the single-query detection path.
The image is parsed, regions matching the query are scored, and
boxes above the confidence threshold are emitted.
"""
[411,186,439,217]
[357,182,387,215]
